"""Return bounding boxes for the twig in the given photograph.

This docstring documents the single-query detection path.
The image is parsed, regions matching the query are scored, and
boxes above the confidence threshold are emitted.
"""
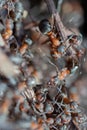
[45,0,66,42]
[57,0,64,13]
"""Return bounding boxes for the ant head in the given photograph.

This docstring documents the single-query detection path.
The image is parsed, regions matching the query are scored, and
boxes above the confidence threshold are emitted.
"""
[68,33,82,45]
[39,19,52,34]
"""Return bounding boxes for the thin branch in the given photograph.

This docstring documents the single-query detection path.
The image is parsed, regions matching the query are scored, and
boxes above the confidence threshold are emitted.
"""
[44,0,73,43]
[45,0,66,42]
[57,0,64,13]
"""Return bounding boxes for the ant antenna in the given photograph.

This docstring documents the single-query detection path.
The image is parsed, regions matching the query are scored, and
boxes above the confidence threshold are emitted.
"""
[38,48,59,75]
[46,56,59,74]
[62,33,83,56]
[68,28,83,44]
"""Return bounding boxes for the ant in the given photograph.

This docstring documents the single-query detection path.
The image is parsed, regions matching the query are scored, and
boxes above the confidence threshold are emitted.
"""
[47,57,70,86]
[39,19,62,59]
[39,18,83,60]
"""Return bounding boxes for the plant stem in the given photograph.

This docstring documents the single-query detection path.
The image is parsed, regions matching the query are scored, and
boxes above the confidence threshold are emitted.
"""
[45,0,66,42]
